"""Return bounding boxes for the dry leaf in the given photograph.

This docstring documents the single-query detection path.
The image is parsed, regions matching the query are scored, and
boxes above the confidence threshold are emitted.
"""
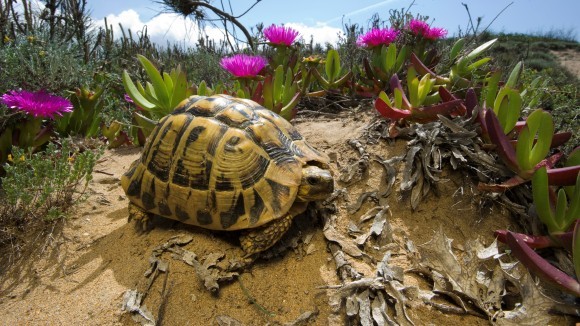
[122,290,156,326]
[215,315,244,326]
[414,229,573,324]
[323,219,364,258]
[357,289,373,326]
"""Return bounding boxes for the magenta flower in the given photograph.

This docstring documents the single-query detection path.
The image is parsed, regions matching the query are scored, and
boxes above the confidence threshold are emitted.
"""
[408,19,430,36]
[263,24,300,46]
[1,90,73,118]
[124,94,134,104]
[356,28,400,48]
[220,54,268,78]
[408,19,447,40]
[424,27,447,40]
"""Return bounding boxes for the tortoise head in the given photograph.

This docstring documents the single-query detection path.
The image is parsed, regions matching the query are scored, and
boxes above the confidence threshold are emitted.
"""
[296,163,334,202]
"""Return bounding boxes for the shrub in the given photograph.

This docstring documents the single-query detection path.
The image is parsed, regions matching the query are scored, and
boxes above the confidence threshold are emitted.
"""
[0,139,102,229]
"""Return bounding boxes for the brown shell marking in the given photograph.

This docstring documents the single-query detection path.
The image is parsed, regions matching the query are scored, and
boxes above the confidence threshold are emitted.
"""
[121,95,329,231]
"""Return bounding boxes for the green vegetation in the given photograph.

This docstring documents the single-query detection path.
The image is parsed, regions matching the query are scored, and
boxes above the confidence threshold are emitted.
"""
[0,0,579,306]
[0,139,102,244]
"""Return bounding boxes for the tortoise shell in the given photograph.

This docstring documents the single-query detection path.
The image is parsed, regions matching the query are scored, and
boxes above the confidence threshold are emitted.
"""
[121,94,330,231]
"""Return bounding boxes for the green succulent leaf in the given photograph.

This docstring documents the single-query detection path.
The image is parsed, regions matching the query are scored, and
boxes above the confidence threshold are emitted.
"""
[494,87,521,134]
[567,173,580,227]
[133,111,156,137]
[516,125,533,172]
[555,188,568,230]
[311,68,331,89]
[279,92,301,121]
[122,70,156,111]
[417,74,433,106]
[378,91,392,107]
[170,68,189,108]
[273,65,285,104]
[197,81,208,96]
[163,71,174,98]
[528,110,554,167]
[325,49,341,83]
[282,67,295,104]
[506,61,523,89]
[457,38,497,74]
[145,82,159,104]
[384,43,397,71]
[484,71,502,108]
[262,75,274,110]
[450,38,465,62]
[532,166,557,233]
[395,45,409,72]
[394,88,403,109]
[466,57,491,72]
[465,38,497,62]
[409,78,419,108]
[137,55,170,109]
[332,71,352,89]
[573,221,580,281]
[566,148,580,167]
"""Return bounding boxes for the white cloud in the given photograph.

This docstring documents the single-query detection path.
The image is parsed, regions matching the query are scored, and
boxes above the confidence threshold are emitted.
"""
[94,9,217,48]
[286,22,344,46]
[13,0,45,14]
[93,10,344,48]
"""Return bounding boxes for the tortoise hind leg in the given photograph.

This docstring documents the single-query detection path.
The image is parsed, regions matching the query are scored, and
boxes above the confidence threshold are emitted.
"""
[128,202,153,231]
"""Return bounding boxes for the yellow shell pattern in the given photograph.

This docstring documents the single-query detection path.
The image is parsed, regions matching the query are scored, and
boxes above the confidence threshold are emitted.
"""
[121,95,330,231]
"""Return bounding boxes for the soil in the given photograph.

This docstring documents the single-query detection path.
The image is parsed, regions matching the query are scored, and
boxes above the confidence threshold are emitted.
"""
[552,48,580,79]
[0,50,578,325]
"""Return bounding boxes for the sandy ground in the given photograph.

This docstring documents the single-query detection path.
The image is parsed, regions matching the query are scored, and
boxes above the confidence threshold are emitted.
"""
[0,111,515,325]
[0,49,578,325]
[553,49,580,78]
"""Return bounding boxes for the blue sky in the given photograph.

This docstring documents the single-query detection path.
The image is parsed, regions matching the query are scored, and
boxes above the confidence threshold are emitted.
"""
[84,0,579,46]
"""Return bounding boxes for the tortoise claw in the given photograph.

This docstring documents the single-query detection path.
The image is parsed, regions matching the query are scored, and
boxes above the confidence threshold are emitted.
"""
[128,203,153,232]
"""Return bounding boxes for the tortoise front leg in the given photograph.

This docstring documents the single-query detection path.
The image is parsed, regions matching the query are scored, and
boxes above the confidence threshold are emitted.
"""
[239,201,308,259]
[239,212,294,258]
[227,213,294,271]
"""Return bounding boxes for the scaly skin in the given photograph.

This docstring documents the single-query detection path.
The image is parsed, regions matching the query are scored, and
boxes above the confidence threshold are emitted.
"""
[239,211,295,257]
[128,202,152,231]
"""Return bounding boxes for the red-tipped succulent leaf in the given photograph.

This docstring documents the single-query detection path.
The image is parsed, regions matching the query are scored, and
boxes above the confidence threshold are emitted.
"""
[484,109,520,172]
[506,231,580,296]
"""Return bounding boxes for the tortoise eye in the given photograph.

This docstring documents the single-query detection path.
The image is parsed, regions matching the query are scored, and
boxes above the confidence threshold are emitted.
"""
[307,176,319,185]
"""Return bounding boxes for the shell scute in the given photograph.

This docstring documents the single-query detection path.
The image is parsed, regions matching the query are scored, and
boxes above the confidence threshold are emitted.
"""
[121,94,330,231]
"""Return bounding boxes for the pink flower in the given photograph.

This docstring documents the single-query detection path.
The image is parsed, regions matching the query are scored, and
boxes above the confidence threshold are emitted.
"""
[408,19,447,40]
[408,19,430,36]
[1,89,73,118]
[124,94,134,104]
[356,28,399,48]
[424,27,447,40]
[263,24,299,46]
[220,54,268,78]
[124,93,145,111]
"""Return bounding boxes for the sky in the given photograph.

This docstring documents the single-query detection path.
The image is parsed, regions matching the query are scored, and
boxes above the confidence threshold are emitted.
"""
[29,0,580,46]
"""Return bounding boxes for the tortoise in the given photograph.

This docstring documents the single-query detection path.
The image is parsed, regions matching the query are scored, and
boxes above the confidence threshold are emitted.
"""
[121,94,334,260]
